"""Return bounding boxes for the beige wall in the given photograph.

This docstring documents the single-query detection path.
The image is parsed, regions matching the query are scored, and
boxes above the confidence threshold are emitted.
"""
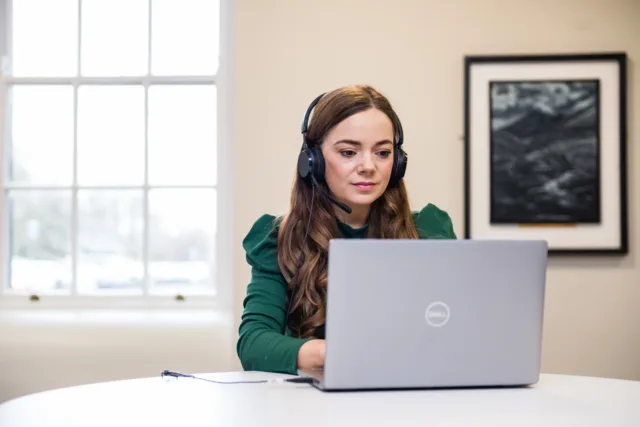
[0,310,234,403]
[231,0,640,380]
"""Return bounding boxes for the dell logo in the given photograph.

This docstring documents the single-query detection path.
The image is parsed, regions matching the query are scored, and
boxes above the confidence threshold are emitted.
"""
[425,301,450,327]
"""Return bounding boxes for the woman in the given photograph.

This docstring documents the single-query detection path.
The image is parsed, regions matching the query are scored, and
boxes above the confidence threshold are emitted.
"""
[237,84,456,374]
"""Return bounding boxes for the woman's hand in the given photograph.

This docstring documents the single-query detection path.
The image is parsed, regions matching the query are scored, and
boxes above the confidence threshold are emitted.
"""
[297,339,325,370]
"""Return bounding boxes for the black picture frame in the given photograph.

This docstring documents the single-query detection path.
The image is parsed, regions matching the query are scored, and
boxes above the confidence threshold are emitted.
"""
[463,53,628,255]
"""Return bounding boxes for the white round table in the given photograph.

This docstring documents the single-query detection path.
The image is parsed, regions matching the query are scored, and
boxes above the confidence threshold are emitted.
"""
[0,372,638,426]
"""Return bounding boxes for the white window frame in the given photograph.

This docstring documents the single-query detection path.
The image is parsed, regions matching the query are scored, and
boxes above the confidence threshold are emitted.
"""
[0,0,234,311]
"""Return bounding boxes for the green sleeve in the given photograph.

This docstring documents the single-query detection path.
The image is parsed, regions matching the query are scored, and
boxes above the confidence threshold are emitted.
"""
[236,214,312,374]
[412,203,457,239]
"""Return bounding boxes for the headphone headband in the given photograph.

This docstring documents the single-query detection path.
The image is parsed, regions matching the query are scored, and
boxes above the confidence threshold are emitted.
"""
[300,93,325,139]
[300,93,404,149]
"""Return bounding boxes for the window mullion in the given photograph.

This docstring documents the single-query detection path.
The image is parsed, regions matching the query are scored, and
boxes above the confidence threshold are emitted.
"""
[143,0,152,297]
[3,0,13,75]
[2,76,216,85]
[147,0,152,77]
[70,82,78,297]
[71,0,81,297]
[143,84,150,297]
[77,0,82,77]
[0,0,7,296]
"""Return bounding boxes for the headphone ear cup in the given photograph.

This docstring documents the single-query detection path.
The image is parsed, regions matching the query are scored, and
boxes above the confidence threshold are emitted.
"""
[297,146,326,184]
[390,147,407,187]
[310,146,325,184]
[297,148,313,183]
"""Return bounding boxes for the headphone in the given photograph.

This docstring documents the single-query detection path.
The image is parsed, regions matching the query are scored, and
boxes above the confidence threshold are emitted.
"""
[296,92,408,188]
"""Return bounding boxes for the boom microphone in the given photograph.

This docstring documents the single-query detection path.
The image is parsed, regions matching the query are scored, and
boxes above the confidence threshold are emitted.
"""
[323,191,352,214]
[310,174,352,214]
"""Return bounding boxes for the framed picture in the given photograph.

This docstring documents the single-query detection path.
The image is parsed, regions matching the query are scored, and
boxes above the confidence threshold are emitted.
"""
[463,53,628,254]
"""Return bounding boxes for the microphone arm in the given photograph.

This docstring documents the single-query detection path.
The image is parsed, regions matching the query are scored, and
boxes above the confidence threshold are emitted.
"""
[323,191,352,214]
[311,174,352,214]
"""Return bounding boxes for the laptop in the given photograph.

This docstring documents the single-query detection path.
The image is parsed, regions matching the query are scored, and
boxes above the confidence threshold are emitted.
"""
[298,239,548,391]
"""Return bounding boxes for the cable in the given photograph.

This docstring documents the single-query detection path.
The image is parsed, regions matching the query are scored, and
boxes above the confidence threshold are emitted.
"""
[160,370,314,385]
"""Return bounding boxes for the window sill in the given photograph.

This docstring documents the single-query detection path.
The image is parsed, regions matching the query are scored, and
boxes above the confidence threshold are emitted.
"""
[0,292,226,311]
[0,305,232,327]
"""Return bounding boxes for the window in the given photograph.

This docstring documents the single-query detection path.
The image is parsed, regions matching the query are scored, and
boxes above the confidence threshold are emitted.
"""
[0,0,222,306]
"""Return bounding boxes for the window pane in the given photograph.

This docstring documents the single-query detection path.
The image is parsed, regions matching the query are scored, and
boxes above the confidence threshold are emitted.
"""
[151,0,219,75]
[77,86,145,185]
[7,86,74,185]
[148,85,217,185]
[11,0,78,77]
[81,0,148,76]
[149,189,216,295]
[6,190,72,294]
[77,190,144,295]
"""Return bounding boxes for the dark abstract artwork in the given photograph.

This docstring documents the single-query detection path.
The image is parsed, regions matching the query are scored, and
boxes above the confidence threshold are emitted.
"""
[464,53,628,254]
[489,80,600,224]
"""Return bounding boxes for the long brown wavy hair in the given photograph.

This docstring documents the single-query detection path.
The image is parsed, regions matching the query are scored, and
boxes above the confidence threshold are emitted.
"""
[277,85,419,338]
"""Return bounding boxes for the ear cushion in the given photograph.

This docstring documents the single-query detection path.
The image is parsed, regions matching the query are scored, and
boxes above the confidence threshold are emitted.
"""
[390,147,407,187]
[297,146,325,184]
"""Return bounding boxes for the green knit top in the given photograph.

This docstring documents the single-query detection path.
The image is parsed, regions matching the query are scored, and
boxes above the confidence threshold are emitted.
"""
[236,203,457,374]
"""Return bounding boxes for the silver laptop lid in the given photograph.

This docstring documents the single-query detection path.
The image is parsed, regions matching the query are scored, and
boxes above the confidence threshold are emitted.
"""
[323,239,548,390]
